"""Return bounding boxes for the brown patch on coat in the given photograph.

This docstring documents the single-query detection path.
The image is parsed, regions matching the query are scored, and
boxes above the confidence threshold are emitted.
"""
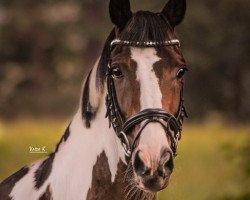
[35,154,55,189]
[111,46,141,119]
[87,151,156,200]
[87,151,126,200]
[39,185,53,200]
[0,167,29,200]
[111,46,141,142]
[82,70,97,128]
[154,46,186,115]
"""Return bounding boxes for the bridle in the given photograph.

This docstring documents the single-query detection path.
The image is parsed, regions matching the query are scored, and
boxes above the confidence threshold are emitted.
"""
[106,39,188,158]
[105,38,188,158]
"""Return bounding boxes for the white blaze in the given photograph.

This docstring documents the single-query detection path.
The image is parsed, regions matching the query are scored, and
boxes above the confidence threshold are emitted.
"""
[131,47,162,109]
[131,47,171,154]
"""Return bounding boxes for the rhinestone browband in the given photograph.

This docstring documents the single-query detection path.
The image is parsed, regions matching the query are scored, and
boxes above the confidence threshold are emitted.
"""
[110,39,180,48]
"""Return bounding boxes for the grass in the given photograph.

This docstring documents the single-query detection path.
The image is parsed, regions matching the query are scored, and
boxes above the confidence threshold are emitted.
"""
[0,119,249,200]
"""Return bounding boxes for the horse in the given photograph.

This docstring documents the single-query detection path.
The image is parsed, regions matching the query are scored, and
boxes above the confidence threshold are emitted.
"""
[0,0,188,199]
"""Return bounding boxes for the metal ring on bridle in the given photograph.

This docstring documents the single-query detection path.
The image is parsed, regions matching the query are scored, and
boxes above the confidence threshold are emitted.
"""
[119,131,132,157]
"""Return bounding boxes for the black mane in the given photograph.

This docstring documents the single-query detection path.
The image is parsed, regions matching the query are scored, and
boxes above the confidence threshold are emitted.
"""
[97,11,174,86]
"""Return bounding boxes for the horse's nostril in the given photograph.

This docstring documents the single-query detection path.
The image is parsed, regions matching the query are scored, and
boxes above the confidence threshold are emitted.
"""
[157,168,164,178]
[142,168,151,176]
[162,152,174,171]
[159,149,174,171]
[133,151,150,176]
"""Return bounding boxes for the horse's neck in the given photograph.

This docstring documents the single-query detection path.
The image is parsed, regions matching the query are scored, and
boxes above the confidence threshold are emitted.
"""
[53,61,128,199]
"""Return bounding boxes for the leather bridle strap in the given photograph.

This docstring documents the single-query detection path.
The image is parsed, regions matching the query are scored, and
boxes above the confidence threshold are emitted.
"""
[118,108,182,157]
[121,109,180,134]
[105,67,125,131]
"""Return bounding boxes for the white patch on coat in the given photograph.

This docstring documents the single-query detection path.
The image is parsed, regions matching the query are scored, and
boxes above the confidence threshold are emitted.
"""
[79,58,101,113]
[131,47,162,109]
[89,57,101,108]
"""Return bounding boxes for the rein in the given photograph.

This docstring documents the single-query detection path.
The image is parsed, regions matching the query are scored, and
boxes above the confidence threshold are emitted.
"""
[105,38,188,157]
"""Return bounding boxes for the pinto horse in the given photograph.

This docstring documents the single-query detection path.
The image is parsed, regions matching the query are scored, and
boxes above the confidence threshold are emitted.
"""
[0,0,188,199]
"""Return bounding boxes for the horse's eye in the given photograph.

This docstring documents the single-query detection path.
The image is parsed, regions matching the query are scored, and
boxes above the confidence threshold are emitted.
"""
[111,66,123,79]
[177,68,187,79]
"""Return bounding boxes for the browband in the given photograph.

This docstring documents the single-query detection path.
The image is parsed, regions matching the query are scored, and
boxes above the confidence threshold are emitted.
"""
[110,39,180,48]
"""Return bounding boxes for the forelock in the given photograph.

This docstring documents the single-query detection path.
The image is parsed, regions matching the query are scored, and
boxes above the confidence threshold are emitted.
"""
[119,11,174,43]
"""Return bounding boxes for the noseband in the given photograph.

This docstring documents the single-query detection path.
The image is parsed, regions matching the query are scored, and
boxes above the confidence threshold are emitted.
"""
[105,39,188,157]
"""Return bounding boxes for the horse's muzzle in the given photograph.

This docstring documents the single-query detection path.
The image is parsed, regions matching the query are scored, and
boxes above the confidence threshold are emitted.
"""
[133,148,174,192]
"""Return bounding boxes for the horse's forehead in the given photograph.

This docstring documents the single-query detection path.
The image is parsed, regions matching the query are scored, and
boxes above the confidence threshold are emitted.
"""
[130,47,161,66]
[129,46,186,74]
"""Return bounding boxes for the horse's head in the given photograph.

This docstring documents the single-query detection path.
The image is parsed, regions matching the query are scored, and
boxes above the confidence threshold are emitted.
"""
[106,0,187,193]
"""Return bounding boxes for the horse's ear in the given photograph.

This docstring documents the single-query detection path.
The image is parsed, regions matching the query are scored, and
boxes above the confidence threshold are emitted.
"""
[109,0,132,29]
[162,0,186,28]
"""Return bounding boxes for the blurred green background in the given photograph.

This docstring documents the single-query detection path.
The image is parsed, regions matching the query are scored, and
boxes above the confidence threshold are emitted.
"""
[0,0,249,199]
